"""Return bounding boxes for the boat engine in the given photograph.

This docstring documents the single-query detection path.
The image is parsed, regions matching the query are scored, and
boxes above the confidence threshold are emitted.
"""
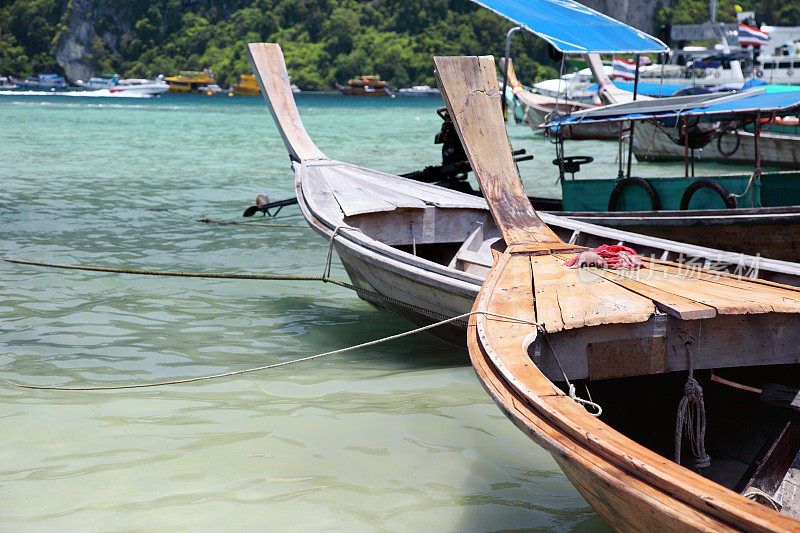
[400,107,532,194]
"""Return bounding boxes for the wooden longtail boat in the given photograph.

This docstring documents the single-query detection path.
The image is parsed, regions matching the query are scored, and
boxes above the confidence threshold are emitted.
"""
[436,54,800,530]
[502,58,618,141]
[540,66,800,261]
[248,43,800,346]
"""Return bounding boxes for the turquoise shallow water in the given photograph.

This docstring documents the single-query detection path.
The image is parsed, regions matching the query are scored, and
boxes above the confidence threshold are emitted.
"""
[0,91,747,531]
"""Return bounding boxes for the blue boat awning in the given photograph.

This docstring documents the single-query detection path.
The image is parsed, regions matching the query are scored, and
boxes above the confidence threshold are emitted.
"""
[471,0,668,54]
[544,88,800,128]
[586,81,703,97]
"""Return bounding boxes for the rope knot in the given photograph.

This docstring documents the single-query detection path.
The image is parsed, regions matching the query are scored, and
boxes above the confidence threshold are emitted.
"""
[568,383,603,417]
[683,375,703,402]
[693,454,712,469]
[675,345,711,470]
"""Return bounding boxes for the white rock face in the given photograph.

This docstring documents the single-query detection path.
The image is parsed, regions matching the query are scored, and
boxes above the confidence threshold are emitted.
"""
[579,0,668,34]
[55,1,97,82]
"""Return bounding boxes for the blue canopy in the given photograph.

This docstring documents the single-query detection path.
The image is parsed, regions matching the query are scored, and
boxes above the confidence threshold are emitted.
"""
[471,0,668,54]
[586,81,702,97]
[544,88,800,129]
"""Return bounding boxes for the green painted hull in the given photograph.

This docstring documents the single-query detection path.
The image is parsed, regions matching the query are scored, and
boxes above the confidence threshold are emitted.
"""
[562,171,800,211]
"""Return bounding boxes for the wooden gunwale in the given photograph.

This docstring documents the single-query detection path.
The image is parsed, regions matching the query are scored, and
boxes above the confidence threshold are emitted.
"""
[468,319,734,531]
[541,212,800,279]
[473,254,798,531]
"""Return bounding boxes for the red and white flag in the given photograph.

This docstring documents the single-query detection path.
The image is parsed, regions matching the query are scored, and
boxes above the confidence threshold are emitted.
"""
[738,23,769,46]
[611,57,637,80]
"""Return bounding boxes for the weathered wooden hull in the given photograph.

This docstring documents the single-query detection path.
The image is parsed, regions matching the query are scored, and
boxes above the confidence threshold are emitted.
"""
[470,333,741,531]
[442,53,800,531]
[333,242,476,344]
[525,104,619,140]
[467,252,800,532]
[471,333,794,531]
[633,121,800,168]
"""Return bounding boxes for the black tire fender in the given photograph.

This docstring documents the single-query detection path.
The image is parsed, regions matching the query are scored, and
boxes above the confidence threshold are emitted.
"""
[680,179,737,210]
[717,130,741,156]
[608,177,660,211]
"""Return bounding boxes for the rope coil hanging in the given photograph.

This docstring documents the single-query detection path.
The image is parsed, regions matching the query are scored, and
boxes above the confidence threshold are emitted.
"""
[675,339,711,470]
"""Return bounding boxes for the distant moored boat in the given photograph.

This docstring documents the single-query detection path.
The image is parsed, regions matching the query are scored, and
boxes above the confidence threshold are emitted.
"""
[337,75,392,95]
[234,73,300,95]
[164,70,215,93]
[10,74,68,90]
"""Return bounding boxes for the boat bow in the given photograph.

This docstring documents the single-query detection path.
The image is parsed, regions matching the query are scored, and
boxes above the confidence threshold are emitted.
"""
[435,54,800,531]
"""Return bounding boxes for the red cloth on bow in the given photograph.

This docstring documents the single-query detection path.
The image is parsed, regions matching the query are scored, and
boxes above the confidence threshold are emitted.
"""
[564,244,643,270]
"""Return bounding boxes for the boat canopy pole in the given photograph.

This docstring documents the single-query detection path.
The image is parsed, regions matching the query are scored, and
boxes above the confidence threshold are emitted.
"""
[753,112,762,207]
[502,26,522,120]
[625,54,641,179]
[684,117,690,178]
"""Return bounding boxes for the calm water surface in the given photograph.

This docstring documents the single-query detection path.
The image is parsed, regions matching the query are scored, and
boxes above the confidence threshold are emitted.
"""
[0,91,743,531]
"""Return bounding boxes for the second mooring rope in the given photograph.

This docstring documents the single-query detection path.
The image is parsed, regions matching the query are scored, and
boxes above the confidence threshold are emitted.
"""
[3,310,533,391]
[0,256,466,327]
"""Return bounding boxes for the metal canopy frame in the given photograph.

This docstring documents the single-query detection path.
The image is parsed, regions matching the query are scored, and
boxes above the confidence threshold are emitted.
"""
[470,0,669,54]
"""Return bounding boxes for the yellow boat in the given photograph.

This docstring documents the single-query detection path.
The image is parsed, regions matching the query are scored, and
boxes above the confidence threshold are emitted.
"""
[165,70,214,93]
[233,74,260,95]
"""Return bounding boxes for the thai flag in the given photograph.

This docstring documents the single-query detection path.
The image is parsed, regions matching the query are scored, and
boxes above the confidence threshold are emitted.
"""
[611,57,637,81]
[738,23,769,46]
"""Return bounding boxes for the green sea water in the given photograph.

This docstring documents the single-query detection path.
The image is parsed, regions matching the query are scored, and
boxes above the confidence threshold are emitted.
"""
[0,91,744,532]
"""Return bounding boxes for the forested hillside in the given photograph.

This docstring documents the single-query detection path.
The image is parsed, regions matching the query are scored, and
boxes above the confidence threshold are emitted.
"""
[653,0,799,32]
[0,0,560,88]
[0,0,797,89]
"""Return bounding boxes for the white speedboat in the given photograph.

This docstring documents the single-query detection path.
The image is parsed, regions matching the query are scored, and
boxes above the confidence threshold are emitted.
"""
[76,74,120,89]
[76,74,169,96]
[397,85,440,96]
[112,76,169,95]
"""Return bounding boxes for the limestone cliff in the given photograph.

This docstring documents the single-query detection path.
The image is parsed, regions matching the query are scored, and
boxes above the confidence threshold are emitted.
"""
[55,0,97,82]
[581,0,668,34]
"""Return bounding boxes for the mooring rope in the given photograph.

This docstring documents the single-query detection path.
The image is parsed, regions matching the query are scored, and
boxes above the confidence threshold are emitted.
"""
[196,218,307,228]
[148,208,307,228]
[2,310,533,391]
[538,325,602,417]
[1,258,326,281]
[0,256,467,327]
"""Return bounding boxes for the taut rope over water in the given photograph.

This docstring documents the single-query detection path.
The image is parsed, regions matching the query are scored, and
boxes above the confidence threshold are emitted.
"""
[0,255,466,326]
[2,310,534,391]
[148,208,307,228]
